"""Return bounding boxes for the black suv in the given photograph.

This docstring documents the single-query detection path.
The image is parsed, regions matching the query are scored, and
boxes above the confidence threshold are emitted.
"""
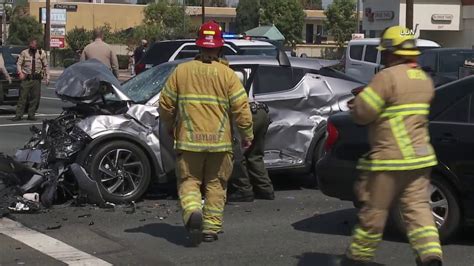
[0,46,21,106]
[134,39,278,75]
[418,48,474,87]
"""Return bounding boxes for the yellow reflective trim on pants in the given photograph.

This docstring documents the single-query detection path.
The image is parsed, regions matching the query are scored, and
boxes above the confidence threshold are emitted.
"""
[354,227,382,241]
[419,247,443,256]
[408,226,439,243]
[181,193,201,203]
[381,103,430,118]
[413,242,442,251]
[389,116,416,159]
[183,203,201,212]
[359,87,385,113]
[408,226,438,238]
[349,243,376,258]
[203,206,223,215]
[357,155,437,171]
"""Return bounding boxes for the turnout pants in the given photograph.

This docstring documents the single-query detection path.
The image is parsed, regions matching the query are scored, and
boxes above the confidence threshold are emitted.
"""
[15,80,41,118]
[232,108,274,195]
[348,168,443,263]
[176,151,233,234]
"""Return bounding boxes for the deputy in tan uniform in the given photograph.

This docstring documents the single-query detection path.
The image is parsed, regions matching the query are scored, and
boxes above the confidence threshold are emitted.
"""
[159,21,253,246]
[12,38,49,121]
[337,26,443,266]
[81,29,119,78]
[0,53,12,104]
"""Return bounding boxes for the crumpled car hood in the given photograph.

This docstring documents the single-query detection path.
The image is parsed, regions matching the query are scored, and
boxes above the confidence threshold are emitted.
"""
[55,59,129,102]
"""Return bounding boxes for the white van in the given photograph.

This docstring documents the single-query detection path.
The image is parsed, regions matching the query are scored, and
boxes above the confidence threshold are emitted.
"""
[344,38,441,83]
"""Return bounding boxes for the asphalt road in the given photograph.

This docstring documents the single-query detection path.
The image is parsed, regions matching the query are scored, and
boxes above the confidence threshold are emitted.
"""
[0,78,474,265]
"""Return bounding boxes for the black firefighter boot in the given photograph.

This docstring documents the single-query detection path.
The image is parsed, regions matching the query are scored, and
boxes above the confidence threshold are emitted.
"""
[227,190,254,202]
[416,257,443,266]
[186,211,203,247]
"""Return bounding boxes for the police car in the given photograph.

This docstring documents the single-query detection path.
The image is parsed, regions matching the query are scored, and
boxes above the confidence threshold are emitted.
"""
[134,35,279,75]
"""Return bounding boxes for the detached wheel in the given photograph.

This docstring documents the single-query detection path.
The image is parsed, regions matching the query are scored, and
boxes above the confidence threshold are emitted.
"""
[390,175,461,243]
[84,140,151,203]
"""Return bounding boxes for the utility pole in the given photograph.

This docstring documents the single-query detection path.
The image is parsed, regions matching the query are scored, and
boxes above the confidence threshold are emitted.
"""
[201,0,205,24]
[356,0,360,33]
[2,0,6,45]
[45,0,51,51]
[406,0,414,30]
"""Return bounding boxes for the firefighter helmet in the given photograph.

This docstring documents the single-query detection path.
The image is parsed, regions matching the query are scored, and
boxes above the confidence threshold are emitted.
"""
[196,21,224,49]
[377,26,420,56]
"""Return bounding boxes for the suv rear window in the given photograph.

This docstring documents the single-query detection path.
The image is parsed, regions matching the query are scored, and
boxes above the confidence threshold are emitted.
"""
[349,45,363,61]
[364,45,378,63]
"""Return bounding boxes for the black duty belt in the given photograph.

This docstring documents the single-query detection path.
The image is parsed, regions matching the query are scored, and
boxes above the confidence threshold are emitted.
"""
[250,102,269,114]
[25,74,42,80]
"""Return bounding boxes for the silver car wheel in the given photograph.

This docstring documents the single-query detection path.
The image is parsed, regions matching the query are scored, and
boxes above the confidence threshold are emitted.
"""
[98,149,144,197]
[430,183,449,228]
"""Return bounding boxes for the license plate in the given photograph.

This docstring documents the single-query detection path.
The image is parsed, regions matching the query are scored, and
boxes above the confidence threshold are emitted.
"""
[7,89,19,97]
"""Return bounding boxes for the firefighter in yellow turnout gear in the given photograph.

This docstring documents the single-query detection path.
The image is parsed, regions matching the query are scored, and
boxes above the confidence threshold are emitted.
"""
[158,21,253,246]
[343,26,443,266]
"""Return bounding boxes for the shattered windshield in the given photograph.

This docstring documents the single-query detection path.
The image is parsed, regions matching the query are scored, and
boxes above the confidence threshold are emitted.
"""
[121,64,177,103]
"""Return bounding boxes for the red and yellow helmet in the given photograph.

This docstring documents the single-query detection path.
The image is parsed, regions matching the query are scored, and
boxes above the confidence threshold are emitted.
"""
[196,21,224,49]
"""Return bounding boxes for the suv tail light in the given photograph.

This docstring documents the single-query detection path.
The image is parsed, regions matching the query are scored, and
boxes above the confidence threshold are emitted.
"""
[351,86,365,96]
[324,121,339,152]
[135,63,146,75]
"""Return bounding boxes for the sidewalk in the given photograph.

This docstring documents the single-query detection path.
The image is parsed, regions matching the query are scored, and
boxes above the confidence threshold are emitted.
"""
[49,68,133,82]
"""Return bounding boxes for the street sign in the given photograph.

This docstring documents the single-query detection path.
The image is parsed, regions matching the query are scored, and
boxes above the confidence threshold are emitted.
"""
[40,8,67,25]
[351,33,365,40]
[54,4,77,12]
[50,37,65,49]
[50,26,66,37]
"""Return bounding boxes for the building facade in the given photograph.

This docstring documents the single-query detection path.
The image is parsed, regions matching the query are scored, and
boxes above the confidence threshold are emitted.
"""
[362,0,474,48]
[28,0,328,44]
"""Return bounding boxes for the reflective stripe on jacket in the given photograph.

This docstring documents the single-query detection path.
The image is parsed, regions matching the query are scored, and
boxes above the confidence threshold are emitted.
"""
[351,63,437,171]
[158,59,253,153]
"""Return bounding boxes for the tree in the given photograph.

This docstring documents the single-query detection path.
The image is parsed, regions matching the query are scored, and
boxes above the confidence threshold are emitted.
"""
[142,0,193,39]
[65,27,92,52]
[260,0,306,44]
[236,0,260,33]
[300,0,322,10]
[8,15,43,46]
[324,0,357,48]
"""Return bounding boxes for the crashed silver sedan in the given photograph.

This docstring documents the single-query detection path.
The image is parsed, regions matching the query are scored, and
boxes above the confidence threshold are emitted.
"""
[15,56,362,204]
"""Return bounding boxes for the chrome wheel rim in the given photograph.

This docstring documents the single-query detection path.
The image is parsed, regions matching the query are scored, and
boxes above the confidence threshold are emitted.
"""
[98,149,144,197]
[429,184,449,228]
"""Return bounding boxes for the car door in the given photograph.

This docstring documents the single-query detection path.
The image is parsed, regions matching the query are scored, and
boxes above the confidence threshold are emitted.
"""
[248,65,334,169]
[430,92,474,182]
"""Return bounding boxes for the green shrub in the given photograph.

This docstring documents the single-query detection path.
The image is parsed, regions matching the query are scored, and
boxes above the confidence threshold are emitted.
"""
[117,55,130,70]
[63,58,77,68]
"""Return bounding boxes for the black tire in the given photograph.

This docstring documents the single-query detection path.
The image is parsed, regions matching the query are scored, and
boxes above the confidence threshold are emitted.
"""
[312,136,327,186]
[82,140,152,203]
[389,175,461,243]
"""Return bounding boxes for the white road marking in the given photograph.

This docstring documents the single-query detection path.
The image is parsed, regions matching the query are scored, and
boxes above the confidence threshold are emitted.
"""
[41,97,61,101]
[0,122,43,127]
[0,218,112,266]
[0,113,60,118]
